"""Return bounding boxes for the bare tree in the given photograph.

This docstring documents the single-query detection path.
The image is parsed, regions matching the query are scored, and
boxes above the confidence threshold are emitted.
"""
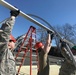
[55,23,76,44]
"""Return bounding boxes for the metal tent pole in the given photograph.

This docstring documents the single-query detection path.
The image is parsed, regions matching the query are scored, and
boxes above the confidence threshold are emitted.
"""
[0,0,54,33]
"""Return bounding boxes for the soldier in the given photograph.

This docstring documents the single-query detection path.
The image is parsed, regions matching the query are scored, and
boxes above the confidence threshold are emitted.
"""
[0,10,20,75]
[59,41,76,75]
[35,31,54,75]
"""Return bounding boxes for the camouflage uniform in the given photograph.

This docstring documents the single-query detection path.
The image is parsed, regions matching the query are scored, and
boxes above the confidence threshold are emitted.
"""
[0,17,16,75]
[37,50,50,75]
[59,47,76,75]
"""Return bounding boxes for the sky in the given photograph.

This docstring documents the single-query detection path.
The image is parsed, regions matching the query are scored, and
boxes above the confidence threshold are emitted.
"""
[0,0,76,39]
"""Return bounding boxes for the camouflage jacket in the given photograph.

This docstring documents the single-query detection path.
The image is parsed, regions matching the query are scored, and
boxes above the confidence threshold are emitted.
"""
[59,48,76,75]
[0,17,16,75]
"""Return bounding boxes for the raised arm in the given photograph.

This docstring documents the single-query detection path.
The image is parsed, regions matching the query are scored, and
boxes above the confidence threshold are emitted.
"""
[44,31,54,54]
[0,10,20,42]
[60,41,73,63]
[0,10,19,53]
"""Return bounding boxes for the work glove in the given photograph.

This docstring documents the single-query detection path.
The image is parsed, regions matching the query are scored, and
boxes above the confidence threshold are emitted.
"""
[60,40,66,48]
[47,30,54,40]
[10,10,20,17]
[47,30,53,34]
[51,33,54,40]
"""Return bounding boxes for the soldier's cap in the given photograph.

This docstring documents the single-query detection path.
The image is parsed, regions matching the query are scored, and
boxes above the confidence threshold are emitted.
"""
[72,46,76,50]
[9,34,16,43]
[35,42,44,49]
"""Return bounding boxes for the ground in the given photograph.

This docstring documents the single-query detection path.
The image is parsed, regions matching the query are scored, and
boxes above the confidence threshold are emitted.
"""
[15,52,62,75]
[16,65,60,75]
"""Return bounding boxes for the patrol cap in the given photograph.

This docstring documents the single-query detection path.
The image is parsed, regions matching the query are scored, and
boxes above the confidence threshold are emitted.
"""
[72,46,76,50]
[9,34,16,43]
[35,42,44,49]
